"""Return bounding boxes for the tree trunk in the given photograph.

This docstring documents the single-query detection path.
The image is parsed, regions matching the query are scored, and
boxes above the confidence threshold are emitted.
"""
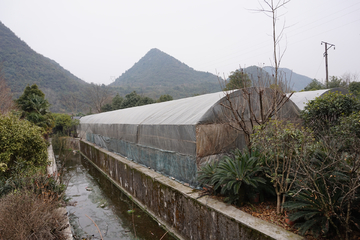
[276,193,281,214]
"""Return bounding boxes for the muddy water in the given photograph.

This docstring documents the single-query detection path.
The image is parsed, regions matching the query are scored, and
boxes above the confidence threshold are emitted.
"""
[57,150,176,240]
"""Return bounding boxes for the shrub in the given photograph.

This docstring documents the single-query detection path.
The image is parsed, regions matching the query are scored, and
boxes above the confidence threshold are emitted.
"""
[0,171,66,199]
[198,149,265,206]
[0,190,68,239]
[301,92,360,134]
[52,113,79,136]
[252,120,315,214]
[197,160,219,193]
[0,113,48,179]
[285,129,360,239]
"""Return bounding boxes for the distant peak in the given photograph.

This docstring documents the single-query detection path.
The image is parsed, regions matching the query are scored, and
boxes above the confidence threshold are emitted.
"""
[148,48,162,54]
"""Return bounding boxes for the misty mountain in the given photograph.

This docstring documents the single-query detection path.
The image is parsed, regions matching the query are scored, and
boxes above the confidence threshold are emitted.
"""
[0,21,90,112]
[262,66,313,91]
[240,66,313,91]
[109,48,221,99]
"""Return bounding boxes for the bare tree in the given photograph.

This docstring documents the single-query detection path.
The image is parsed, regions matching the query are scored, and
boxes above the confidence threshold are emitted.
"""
[341,72,359,86]
[219,80,293,151]
[257,0,290,87]
[87,83,112,113]
[0,67,15,114]
[219,1,293,151]
[60,93,82,115]
[252,120,314,214]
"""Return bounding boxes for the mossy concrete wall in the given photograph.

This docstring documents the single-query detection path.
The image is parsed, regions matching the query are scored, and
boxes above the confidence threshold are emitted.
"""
[80,139,303,240]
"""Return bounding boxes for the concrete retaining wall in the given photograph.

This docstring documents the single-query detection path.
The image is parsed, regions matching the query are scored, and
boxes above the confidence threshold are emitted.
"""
[80,139,303,240]
[47,141,73,240]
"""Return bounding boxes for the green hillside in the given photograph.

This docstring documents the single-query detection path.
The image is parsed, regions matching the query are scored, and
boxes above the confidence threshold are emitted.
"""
[109,48,221,99]
[239,66,313,91]
[262,66,313,91]
[0,21,90,112]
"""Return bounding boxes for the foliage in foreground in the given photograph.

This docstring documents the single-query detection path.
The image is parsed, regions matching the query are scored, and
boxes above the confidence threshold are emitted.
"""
[284,111,360,239]
[252,120,315,214]
[0,113,48,179]
[301,92,360,134]
[197,149,267,206]
[198,91,360,239]
[0,170,65,199]
[0,189,68,239]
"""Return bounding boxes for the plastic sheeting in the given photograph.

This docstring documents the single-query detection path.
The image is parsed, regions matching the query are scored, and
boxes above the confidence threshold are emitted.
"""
[79,88,300,186]
[288,88,349,111]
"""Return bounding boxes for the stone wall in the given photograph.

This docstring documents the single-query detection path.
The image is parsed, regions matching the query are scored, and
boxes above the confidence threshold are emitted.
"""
[80,139,303,240]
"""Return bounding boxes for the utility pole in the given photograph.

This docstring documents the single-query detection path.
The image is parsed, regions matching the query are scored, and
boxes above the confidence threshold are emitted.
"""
[321,41,335,88]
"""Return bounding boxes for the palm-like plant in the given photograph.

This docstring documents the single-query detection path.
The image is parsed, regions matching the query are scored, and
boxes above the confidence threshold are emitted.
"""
[213,149,266,204]
[283,186,342,237]
[197,160,219,187]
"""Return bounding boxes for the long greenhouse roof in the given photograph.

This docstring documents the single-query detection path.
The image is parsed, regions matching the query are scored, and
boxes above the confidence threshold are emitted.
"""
[80,91,229,125]
[288,88,348,111]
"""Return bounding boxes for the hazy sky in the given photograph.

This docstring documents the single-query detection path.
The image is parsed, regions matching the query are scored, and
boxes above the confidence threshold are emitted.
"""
[0,0,359,85]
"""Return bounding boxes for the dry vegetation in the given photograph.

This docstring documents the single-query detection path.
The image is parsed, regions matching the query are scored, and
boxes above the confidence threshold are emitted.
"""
[0,190,68,239]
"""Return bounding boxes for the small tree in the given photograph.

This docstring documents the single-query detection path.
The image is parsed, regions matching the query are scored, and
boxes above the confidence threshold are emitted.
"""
[304,79,324,91]
[16,84,54,135]
[136,96,155,106]
[52,113,79,136]
[220,0,293,151]
[223,69,252,90]
[328,76,347,89]
[157,94,173,103]
[120,91,141,109]
[252,120,315,214]
[112,93,124,109]
[87,83,111,113]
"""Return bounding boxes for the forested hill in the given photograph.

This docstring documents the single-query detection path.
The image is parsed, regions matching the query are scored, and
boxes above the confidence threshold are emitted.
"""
[0,21,90,112]
[109,48,221,99]
[262,66,313,91]
[242,66,313,91]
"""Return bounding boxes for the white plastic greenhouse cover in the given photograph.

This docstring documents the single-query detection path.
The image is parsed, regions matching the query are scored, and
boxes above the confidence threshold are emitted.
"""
[79,88,301,186]
[80,91,228,125]
[288,88,349,111]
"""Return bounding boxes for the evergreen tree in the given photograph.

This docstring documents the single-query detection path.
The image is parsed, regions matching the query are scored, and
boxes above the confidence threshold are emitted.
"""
[112,93,123,110]
[16,84,54,136]
[223,69,251,90]
[158,94,173,102]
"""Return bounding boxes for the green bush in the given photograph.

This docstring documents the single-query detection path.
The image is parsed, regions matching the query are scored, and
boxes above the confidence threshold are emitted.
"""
[197,149,265,205]
[301,92,360,134]
[252,120,315,214]
[52,113,79,136]
[284,123,360,239]
[0,113,48,179]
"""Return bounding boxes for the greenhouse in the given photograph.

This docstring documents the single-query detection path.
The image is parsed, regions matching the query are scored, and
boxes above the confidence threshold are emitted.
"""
[79,88,301,187]
[288,87,348,110]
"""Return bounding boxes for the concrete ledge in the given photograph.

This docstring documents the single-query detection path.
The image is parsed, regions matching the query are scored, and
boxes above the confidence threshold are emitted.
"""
[47,142,58,179]
[47,141,73,240]
[80,139,303,240]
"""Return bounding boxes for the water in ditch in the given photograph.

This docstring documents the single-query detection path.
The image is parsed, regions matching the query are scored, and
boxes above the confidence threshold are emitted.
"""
[56,150,176,240]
